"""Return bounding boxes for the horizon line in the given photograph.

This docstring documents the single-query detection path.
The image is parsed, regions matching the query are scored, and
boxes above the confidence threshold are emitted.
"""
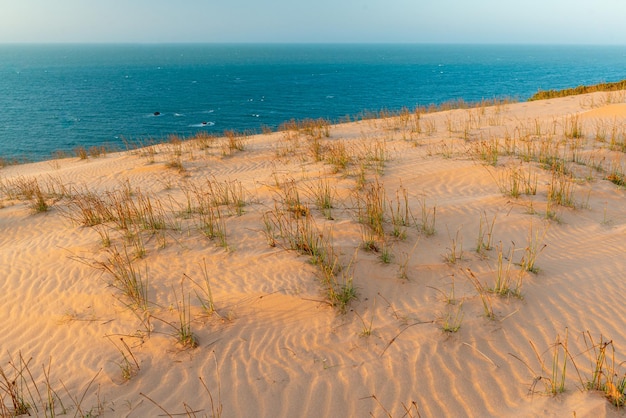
[1,41,626,47]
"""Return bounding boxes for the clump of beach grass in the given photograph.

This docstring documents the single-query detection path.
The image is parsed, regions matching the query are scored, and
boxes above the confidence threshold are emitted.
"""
[440,302,464,333]
[527,329,574,395]
[0,352,103,417]
[379,242,393,264]
[547,166,576,208]
[417,196,436,236]
[97,246,150,312]
[397,237,419,280]
[354,177,386,238]
[490,242,523,298]
[199,204,228,248]
[443,226,463,264]
[465,268,495,319]
[107,336,141,381]
[583,332,626,407]
[388,184,411,240]
[89,145,107,158]
[62,184,173,240]
[222,130,247,155]
[0,359,32,416]
[360,226,380,252]
[75,146,89,160]
[325,250,358,314]
[476,211,496,254]
[472,137,500,166]
[0,175,53,213]
[267,192,355,312]
[354,304,376,337]
[515,329,626,406]
[494,164,537,198]
[185,259,217,316]
[520,223,547,273]
[306,177,336,220]
[173,284,199,348]
[325,140,352,172]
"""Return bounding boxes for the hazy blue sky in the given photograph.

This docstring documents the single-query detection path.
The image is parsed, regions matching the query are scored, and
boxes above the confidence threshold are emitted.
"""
[1,0,625,44]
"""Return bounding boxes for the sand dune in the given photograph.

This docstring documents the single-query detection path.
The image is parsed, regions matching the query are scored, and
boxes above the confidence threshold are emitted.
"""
[1,91,626,417]
[583,103,626,119]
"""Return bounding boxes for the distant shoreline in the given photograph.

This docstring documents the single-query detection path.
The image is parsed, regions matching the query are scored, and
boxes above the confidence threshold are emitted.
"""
[2,44,625,161]
[2,79,625,168]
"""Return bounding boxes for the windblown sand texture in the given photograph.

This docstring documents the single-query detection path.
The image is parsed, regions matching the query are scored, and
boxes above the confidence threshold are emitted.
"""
[2,91,626,417]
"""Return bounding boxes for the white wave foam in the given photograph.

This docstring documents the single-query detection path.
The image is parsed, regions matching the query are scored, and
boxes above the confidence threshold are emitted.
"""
[190,122,215,127]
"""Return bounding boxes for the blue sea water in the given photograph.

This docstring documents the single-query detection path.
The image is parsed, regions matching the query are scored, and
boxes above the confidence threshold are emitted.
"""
[1,43,625,161]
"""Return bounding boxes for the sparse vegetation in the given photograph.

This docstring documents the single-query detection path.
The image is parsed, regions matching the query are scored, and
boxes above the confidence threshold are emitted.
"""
[515,329,626,407]
[3,87,626,416]
[441,302,464,333]
[444,226,463,264]
[173,284,199,348]
[491,242,523,298]
[529,79,626,101]
[520,223,547,273]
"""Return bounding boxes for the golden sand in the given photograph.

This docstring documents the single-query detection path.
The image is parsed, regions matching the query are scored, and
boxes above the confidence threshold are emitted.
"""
[1,91,626,417]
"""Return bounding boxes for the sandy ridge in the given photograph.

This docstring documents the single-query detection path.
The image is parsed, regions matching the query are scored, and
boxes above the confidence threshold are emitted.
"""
[1,91,626,417]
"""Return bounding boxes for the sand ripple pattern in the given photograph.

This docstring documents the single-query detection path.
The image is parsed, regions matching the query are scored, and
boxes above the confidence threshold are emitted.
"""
[2,94,626,417]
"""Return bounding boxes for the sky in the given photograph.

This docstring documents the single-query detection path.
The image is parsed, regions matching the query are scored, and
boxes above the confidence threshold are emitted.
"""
[1,0,625,44]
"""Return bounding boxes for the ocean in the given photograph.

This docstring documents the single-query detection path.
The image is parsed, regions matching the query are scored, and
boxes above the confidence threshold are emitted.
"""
[1,43,625,161]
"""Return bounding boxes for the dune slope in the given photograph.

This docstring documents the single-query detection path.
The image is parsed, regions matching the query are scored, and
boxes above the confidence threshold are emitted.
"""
[1,91,626,417]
